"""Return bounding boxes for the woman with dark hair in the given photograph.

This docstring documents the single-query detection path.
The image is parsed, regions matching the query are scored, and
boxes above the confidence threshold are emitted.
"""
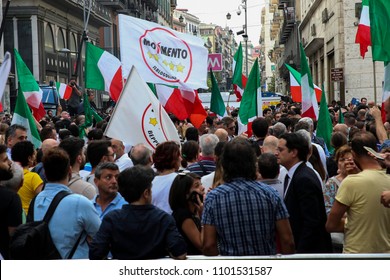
[180,140,199,169]
[326,132,348,177]
[151,141,181,214]
[11,141,44,215]
[169,172,205,255]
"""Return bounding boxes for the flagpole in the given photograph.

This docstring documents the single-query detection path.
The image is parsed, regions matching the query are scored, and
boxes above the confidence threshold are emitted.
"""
[373,61,377,105]
[0,0,11,47]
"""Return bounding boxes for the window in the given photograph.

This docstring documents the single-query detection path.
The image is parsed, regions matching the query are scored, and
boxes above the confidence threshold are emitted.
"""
[45,24,55,52]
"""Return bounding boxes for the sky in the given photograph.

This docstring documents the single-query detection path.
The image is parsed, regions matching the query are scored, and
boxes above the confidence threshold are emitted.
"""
[177,0,265,45]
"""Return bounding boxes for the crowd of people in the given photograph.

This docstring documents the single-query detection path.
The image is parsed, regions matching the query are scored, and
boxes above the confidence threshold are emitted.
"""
[1,86,390,259]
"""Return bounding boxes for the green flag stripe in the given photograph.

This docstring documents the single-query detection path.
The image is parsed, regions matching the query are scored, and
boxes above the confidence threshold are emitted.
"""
[85,42,106,90]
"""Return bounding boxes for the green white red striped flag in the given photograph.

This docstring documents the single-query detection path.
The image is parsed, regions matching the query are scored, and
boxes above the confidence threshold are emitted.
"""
[232,43,247,101]
[238,58,261,136]
[285,63,322,103]
[11,90,41,149]
[152,84,207,129]
[355,0,371,58]
[300,43,319,120]
[14,49,46,121]
[85,42,124,101]
[55,82,72,100]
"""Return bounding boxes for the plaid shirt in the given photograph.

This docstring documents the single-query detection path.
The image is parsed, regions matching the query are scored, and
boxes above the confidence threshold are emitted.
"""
[202,178,289,256]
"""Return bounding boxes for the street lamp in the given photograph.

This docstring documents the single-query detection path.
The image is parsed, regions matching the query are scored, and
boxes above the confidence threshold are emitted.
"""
[179,15,184,23]
[226,0,248,77]
[56,48,71,82]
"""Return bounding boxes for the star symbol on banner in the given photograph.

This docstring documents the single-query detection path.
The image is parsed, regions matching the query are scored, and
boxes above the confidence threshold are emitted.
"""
[163,60,169,66]
[169,62,175,70]
[176,63,185,73]
[147,51,153,58]
[149,118,158,126]
[153,54,159,62]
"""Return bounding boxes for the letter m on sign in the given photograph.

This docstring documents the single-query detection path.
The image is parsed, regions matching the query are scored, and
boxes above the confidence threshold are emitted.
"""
[207,53,223,72]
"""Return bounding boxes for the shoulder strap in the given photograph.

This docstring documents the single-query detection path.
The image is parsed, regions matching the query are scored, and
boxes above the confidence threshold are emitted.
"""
[43,191,71,222]
[26,195,37,222]
[67,232,83,259]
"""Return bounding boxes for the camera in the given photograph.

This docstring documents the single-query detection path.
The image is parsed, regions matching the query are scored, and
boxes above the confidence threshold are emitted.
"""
[189,191,203,205]
[70,81,76,86]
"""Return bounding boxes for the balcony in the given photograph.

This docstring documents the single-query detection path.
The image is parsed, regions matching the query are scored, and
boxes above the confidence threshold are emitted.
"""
[67,0,112,26]
[144,0,159,11]
[97,0,126,9]
[279,6,295,44]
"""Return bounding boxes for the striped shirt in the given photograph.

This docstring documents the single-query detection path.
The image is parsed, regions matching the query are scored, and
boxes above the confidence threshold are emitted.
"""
[186,159,216,177]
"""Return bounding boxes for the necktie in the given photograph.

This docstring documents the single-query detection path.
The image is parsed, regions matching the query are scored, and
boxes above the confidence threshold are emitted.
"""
[283,174,290,194]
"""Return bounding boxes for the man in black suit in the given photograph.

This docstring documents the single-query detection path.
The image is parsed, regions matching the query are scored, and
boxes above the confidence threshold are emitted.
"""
[276,132,332,253]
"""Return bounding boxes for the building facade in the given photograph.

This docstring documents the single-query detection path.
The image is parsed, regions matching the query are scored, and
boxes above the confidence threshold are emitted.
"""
[273,0,384,105]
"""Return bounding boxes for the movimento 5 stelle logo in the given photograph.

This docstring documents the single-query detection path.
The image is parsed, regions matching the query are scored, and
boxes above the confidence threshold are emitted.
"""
[139,27,193,84]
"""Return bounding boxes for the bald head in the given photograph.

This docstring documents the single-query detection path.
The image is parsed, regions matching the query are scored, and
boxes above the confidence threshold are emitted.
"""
[261,135,279,154]
[111,138,125,157]
[214,128,228,142]
[41,139,59,155]
[333,123,348,136]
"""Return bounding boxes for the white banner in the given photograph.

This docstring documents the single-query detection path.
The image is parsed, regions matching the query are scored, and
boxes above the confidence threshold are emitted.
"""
[2,259,389,280]
[118,14,208,89]
[104,66,180,151]
[0,52,11,101]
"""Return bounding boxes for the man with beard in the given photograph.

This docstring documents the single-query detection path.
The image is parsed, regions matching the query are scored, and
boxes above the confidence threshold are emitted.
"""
[59,137,97,199]
[0,144,22,259]
[91,163,127,220]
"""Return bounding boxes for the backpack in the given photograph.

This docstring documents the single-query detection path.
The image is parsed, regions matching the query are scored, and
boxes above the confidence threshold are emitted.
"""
[9,191,80,260]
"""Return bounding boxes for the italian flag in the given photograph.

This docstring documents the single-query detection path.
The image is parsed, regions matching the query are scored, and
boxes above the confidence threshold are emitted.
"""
[56,82,72,100]
[152,84,207,128]
[355,0,371,58]
[232,43,247,101]
[210,68,227,117]
[85,42,123,101]
[11,90,41,149]
[300,43,319,120]
[238,58,261,136]
[285,63,322,103]
[14,49,46,121]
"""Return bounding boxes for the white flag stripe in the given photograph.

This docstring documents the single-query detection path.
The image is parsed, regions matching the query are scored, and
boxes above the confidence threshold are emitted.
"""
[360,5,370,27]
[301,74,312,113]
[98,51,122,92]
[11,113,41,148]
[154,84,175,106]
[23,89,43,108]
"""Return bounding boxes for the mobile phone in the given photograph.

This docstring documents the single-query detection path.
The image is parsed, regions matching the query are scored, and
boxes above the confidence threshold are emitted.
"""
[189,191,203,205]
[363,146,385,160]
